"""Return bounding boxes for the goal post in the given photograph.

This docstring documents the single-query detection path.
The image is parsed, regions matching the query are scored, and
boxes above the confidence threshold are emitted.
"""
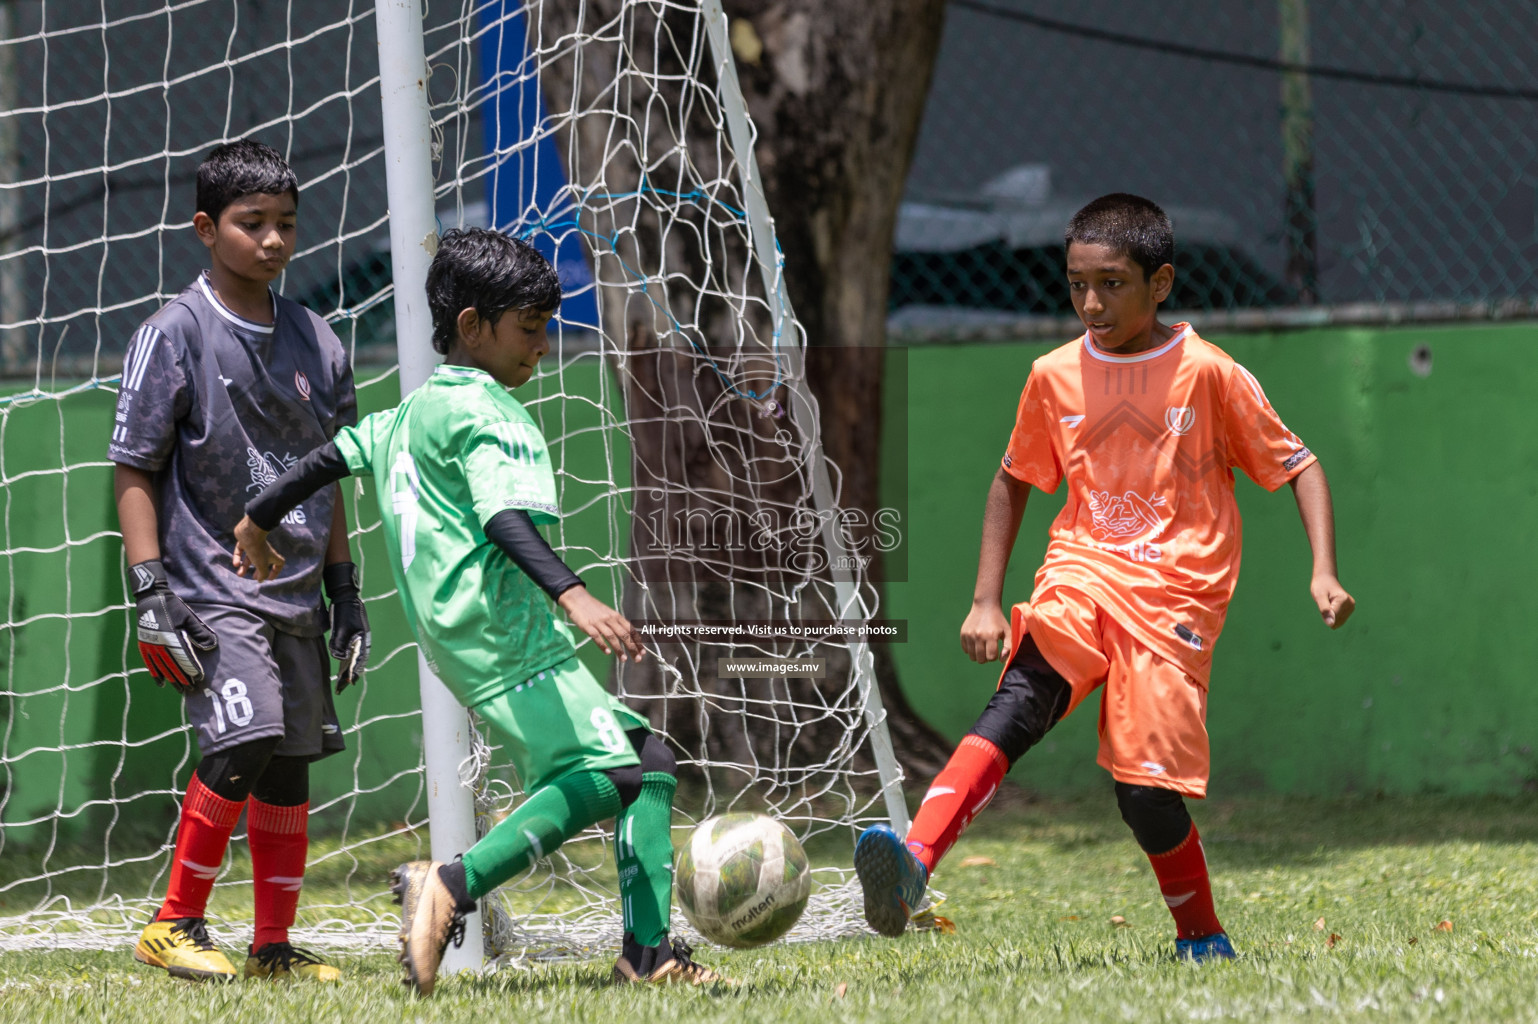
[372,0,483,974]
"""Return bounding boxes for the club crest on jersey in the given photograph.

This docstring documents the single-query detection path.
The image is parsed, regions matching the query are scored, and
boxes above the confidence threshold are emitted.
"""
[294,370,311,400]
[1165,406,1195,435]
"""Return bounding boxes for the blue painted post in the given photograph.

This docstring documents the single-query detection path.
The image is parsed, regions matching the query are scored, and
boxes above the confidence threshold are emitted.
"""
[478,3,601,331]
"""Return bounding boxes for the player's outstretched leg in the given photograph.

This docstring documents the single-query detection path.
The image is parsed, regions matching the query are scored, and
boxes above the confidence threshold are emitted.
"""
[607,732,729,985]
[853,822,930,937]
[391,768,622,996]
[1115,782,1234,962]
[244,756,340,982]
[857,636,1069,936]
[856,733,1005,936]
[857,731,1006,936]
[390,860,469,997]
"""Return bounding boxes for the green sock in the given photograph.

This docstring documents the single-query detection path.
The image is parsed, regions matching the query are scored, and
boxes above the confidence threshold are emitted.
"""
[614,771,678,947]
[461,769,621,900]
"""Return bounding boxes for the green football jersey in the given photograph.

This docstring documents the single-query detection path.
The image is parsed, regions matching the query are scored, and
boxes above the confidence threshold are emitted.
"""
[333,364,577,707]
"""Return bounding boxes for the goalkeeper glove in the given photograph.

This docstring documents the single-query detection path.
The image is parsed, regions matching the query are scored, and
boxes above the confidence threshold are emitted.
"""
[323,562,370,693]
[130,559,218,691]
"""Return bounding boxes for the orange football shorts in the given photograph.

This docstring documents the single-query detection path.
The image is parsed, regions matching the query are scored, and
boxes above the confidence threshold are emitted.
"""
[1006,586,1211,798]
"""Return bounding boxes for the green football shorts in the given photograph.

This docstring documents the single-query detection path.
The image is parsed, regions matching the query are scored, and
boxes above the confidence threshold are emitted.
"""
[471,656,650,791]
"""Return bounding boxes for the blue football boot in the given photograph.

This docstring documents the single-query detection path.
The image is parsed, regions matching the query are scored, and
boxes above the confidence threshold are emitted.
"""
[854,824,929,937]
[1176,931,1237,963]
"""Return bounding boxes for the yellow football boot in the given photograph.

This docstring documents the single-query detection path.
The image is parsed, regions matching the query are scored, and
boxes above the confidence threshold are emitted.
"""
[244,941,342,981]
[134,918,236,982]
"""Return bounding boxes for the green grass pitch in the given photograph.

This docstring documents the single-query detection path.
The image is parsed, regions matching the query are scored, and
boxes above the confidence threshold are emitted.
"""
[4,793,1538,1023]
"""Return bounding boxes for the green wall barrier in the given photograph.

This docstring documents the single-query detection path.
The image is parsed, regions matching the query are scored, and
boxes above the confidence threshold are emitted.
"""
[885,322,1538,796]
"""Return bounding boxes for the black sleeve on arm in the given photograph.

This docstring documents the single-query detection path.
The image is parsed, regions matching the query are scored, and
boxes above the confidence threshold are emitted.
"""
[246,441,352,531]
[485,509,584,600]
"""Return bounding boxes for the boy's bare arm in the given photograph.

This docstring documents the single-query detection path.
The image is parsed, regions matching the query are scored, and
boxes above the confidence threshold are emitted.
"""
[960,467,1031,663]
[1288,461,1355,629]
[325,484,351,565]
[114,464,161,563]
[557,585,644,662]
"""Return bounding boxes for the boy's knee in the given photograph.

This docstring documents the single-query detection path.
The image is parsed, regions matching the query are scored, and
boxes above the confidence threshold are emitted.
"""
[967,636,1071,766]
[605,730,675,810]
[605,763,642,808]
[635,731,675,778]
[250,754,311,806]
[195,734,283,801]
[1114,781,1192,855]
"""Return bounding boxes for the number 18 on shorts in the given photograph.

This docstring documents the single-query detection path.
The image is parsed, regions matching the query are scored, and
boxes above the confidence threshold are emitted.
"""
[183,604,345,760]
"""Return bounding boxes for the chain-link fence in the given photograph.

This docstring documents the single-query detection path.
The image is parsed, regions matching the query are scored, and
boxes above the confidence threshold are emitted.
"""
[0,0,479,376]
[893,0,1538,334]
[15,2,1530,359]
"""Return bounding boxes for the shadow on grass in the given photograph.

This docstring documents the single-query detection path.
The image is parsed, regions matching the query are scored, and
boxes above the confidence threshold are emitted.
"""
[431,957,753,999]
[959,783,1538,867]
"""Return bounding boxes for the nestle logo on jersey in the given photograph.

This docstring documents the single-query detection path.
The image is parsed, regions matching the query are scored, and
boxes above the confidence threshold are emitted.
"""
[1094,539,1163,562]
[1089,489,1168,563]
[246,447,306,525]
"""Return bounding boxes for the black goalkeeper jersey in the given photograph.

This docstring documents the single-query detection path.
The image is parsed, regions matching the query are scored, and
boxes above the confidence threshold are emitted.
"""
[108,273,357,635]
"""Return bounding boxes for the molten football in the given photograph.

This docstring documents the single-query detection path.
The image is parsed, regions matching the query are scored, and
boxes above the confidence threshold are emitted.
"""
[674,812,811,948]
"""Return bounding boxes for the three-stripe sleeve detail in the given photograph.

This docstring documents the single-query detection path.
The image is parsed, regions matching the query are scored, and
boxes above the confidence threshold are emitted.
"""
[122,324,163,393]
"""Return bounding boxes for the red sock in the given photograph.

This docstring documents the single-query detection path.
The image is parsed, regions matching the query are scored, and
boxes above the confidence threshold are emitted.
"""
[248,798,310,950]
[1146,822,1223,940]
[904,734,1009,874]
[157,775,245,921]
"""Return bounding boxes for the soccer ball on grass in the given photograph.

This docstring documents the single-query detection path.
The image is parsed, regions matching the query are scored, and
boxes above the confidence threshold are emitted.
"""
[674,812,811,948]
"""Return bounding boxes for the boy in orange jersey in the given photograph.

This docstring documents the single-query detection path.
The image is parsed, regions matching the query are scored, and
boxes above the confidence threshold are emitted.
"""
[855,193,1354,961]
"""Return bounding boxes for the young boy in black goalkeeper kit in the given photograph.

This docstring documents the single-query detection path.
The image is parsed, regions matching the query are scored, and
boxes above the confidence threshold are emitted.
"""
[110,139,367,982]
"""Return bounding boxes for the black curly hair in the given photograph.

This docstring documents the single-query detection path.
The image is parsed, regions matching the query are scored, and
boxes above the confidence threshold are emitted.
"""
[1064,193,1174,279]
[426,228,562,355]
[195,139,299,224]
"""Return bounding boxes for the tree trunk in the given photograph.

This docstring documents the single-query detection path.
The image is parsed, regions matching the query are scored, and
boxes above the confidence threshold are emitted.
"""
[537,0,952,785]
[727,1,952,776]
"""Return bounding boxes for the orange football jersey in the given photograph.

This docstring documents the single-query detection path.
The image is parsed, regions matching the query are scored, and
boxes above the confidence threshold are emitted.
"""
[1002,324,1315,683]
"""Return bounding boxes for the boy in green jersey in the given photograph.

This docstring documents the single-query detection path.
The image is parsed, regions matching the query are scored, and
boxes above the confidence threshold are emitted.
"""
[230,228,725,994]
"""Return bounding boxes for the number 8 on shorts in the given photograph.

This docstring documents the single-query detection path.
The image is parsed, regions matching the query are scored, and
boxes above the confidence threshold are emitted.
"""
[591,707,627,754]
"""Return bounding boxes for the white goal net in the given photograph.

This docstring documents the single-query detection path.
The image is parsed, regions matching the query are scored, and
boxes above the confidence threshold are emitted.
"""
[0,0,906,961]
